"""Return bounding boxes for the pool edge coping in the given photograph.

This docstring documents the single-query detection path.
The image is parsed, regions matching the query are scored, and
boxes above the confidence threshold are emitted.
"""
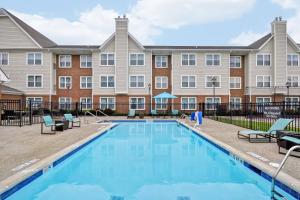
[0,123,118,200]
[178,120,300,197]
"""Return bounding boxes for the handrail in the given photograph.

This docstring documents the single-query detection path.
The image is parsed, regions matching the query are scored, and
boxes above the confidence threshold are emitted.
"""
[84,111,98,123]
[271,145,300,199]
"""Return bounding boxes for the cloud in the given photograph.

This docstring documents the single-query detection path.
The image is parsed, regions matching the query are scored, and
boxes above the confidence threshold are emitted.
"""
[229,31,268,45]
[10,0,256,45]
[230,0,300,45]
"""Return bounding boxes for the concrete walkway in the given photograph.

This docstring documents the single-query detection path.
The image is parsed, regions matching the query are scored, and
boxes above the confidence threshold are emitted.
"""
[182,118,300,181]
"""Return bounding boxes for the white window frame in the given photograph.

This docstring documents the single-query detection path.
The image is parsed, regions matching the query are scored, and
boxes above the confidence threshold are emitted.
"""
[59,97,72,110]
[80,55,92,68]
[59,76,72,89]
[256,97,272,104]
[155,98,168,110]
[0,52,9,66]
[205,75,221,88]
[100,75,115,88]
[181,75,196,88]
[230,97,241,110]
[181,53,196,66]
[80,97,93,110]
[229,77,241,89]
[80,76,92,89]
[129,53,145,66]
[155,55,168,68]
[205,53,221,67]
[256,53,271,66]
[287,75,299,87]
[155,76,168,89]
[27,52,43,65]
[59,55,72,68]
[26,74,43,88]
[181,97,197,110]
[205,97,221,110]
[26,97,43,108]
[287,54,299,67]
[129,75,145,88]
[100,53,115,66]
[100,97,116,110]
[229,56,241,68]
[129,97,145,110]
[256,75,271,88]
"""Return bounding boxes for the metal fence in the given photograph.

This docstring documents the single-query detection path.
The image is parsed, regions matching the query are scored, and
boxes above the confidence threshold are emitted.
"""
[0,100,299,132]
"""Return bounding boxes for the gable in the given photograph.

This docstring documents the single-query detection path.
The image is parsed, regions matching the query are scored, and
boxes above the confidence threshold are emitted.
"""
[287,36,300,53]
[259,38,273,53]
[0,16,39,49]
[128,35,144,51]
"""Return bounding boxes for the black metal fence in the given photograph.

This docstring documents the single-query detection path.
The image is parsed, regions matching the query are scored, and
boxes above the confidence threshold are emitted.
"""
[0,100,299,132]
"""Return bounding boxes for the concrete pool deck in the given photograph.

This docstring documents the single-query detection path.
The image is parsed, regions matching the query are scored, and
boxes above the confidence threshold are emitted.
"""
[0,116,299,190]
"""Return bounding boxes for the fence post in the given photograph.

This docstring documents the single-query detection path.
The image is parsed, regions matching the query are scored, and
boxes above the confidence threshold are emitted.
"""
[249,103,253,130]
[282,101,286,118]
[202,103,205,117]
[50,101,53,117]
[29,100,32,125]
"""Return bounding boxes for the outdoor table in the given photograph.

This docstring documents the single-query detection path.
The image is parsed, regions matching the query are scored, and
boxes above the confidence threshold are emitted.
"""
[54,120,69,131]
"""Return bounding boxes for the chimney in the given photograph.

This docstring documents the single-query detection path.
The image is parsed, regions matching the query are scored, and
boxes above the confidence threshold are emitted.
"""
[271,16,287,87]
[114,15,129,94]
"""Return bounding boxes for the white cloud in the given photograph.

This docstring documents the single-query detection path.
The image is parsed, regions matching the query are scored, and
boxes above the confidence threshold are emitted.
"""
[229,31,268,45]
[10,0,256,45]
[230,0,300,45]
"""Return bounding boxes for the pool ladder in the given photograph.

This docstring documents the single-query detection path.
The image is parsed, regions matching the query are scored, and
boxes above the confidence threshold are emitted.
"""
[271,145,300,200]
[84,110,112,124]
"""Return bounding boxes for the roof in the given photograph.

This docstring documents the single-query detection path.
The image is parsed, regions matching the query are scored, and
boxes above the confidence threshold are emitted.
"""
[248,33,272,49]
[1,85,24,95]
[0,68,9,82]
[0,8,57,48]
[144,45,250,50]
[51,45,100,49]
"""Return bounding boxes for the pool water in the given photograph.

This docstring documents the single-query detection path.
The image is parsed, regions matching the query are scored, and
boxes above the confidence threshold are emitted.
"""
[6,122,296,200]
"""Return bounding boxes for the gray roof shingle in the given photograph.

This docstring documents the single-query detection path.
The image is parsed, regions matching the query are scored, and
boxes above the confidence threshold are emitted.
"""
[1,8,57,48]
[248,33,272,49]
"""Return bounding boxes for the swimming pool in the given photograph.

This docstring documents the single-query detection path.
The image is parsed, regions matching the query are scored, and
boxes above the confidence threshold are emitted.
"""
[2,122,298,199]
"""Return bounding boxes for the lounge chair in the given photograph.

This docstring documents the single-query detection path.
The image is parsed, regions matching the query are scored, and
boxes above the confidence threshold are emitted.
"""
[64,113,81,128]
[127,109,136,119]
[171,110,179,117]
[237,118,293,143]
[277,133,300,155]
[190,112,196,121]
[41,115,64,134]
[194,111,203,127]
[151,110,158,117]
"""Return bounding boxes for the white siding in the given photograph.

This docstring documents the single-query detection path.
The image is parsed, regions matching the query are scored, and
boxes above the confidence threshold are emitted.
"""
[0,16,39,49]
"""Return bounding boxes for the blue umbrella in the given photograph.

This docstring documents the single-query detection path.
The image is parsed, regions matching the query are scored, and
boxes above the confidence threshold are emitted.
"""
[153,92,177,99]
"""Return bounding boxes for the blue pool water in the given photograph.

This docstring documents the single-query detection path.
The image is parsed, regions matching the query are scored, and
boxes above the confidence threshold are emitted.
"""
[6,122,297,200]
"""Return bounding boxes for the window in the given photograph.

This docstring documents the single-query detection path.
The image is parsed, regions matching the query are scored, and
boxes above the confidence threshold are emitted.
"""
[59,76,72,89]
[80,55,92,68]
[100,53,115,66]
[155,56,167,68]
[287,54,299,67]
[287,76,299,87]
[59,97,72,110]
[256,75,271,88]
[230,97,241,110]
[0,52,8,65]
[155,98,168,110]
[256,54,271,66]
[27,75,42,88]
[205,97,221,110]
[27,53,42,65]
[130,53,144,66]
[80,97,92,110]
[285,97,299,110]
[230,56,241,68]
[256,97,271,104]
[230,77,241,89]
[100,75,115,88]
[130,97,145,110]
[80,76,92,89]
[26,97,43,108]
[181,75,196,88]
[130,75,145,88]
[155,76,168,89]
[205,75,221,88]
[59,55,71,68]
[100,97,115,110]
[181,53,196,66]
[181,97,196,110]
[206,54,221,66]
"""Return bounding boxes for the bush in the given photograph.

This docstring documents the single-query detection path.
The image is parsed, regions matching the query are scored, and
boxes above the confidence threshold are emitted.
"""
[102,108,114,116]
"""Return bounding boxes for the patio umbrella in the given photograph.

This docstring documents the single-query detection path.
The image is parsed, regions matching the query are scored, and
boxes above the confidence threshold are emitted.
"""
[153,92,177,114]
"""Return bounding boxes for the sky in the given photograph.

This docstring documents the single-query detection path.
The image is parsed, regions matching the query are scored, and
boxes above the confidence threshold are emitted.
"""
[1,0,300,46]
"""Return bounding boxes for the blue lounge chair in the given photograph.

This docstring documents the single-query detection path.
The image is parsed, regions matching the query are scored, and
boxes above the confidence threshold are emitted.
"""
[194,111,203,127]
[127,109,136,119]
[190,112,196,121]
[41,115,64,134]
[64,114,81,128]
[238,118,293,143]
